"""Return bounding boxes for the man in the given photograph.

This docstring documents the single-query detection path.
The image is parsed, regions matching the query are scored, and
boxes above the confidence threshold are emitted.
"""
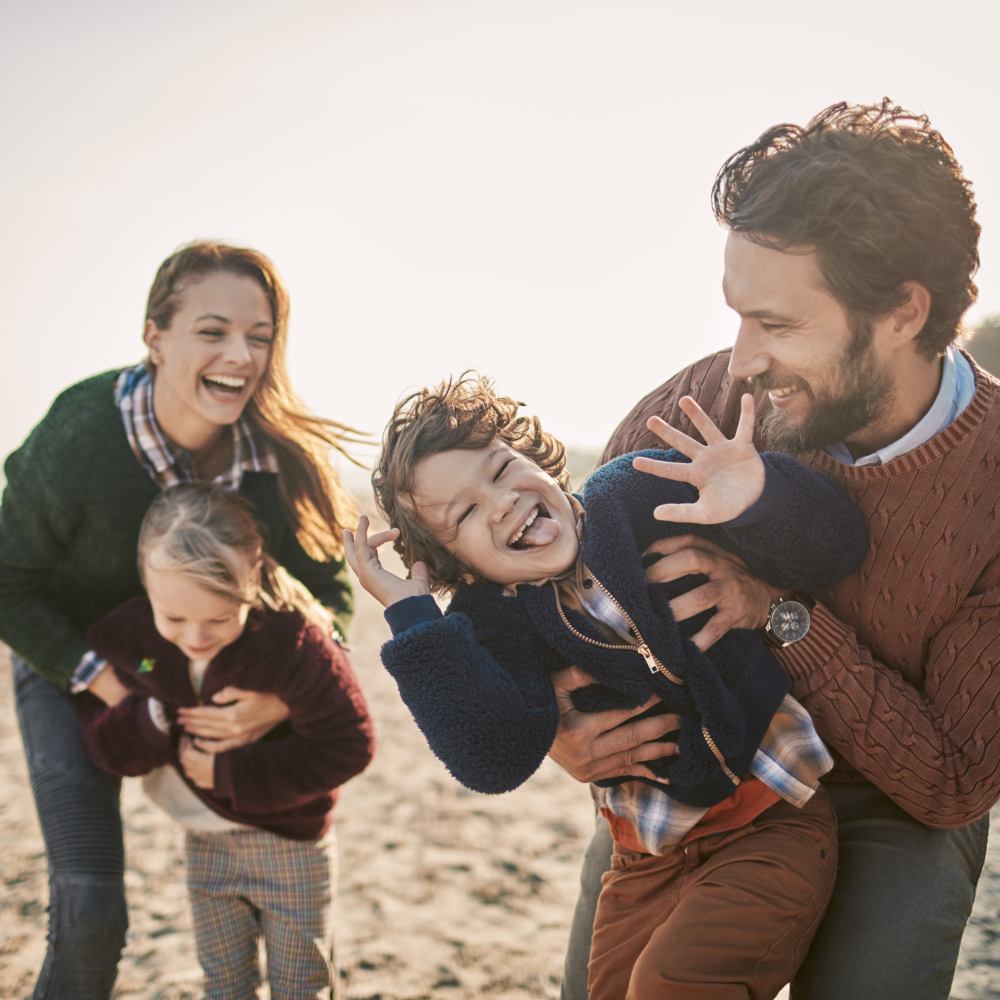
[553,98,999,1000]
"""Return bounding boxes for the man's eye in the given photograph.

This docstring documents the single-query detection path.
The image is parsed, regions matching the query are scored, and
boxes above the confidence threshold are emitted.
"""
[493,459,513,482]
[760,322,786,333]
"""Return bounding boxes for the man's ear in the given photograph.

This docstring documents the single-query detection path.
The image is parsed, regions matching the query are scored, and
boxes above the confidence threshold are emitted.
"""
[889,281,932,347]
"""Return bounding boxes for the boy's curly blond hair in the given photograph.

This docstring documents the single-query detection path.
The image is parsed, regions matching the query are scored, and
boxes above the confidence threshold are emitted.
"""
[372,372,572,593]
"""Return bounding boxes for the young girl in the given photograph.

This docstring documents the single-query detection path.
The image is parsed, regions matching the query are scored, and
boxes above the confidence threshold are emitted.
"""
[346,373,868,1000]
[79,483,375,999]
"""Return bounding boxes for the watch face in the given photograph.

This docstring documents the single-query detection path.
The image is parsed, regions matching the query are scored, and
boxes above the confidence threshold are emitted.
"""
[770,600,811,643]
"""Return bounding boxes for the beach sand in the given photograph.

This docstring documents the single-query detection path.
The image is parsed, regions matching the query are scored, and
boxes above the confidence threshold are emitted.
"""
[1,544,996,998]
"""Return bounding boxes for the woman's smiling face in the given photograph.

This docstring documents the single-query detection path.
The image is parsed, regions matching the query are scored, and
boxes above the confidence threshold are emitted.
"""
[408,442,579,587]
[143,270,274,448]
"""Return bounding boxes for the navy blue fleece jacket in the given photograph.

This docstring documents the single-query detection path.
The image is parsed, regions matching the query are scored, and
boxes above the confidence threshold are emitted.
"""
[381,450,868,805]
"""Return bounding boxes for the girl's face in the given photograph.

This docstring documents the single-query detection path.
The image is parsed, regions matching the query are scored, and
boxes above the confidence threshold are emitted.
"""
[143,549,252,662]
[143,271,274,448]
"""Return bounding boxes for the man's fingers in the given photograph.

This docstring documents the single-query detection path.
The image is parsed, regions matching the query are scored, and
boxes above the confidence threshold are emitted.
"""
[668,582,722,623]
[194,736,239,753]
[594,711,681,756]
[734,393,756,442]
[652,501,708,524]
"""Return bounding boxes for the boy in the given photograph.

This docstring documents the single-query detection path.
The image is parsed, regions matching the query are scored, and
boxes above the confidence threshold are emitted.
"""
[346,373,866,999]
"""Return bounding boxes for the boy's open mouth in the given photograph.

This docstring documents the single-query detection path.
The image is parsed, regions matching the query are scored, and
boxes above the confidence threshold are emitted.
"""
[508,504,559,549]
[202,374,247,398]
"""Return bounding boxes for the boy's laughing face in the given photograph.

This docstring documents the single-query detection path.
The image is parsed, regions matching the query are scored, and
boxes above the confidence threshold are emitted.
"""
[409,443,579,587]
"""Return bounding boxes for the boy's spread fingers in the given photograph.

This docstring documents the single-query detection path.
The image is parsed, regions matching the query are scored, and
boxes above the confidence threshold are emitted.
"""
[678,394,726,444]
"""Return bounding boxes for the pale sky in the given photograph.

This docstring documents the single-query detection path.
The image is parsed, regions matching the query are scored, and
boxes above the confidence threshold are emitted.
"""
[3,0,999,486]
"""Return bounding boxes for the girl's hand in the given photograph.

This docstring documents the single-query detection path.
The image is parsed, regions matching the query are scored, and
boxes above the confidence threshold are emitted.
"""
[179,735,215,790]
[632,393,765,525]
[178,688,289,752]
[344,515,431,608]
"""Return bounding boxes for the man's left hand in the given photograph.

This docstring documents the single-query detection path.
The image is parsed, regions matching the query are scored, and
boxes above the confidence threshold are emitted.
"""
[644,534,781,650]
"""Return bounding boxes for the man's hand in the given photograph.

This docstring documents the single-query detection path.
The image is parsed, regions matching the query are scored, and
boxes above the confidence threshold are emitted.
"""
[548,665,680,783]
[344,515,431,608]
[632,393,765,525]
[178,688,289,752]
[179,735,215,790]
[644,534,781,651]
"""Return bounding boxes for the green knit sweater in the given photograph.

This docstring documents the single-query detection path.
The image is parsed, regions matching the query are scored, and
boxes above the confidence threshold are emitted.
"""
[0,370,353,690]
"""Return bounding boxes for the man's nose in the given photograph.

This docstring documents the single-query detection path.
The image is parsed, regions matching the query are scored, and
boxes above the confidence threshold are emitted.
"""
[728,321,769,381]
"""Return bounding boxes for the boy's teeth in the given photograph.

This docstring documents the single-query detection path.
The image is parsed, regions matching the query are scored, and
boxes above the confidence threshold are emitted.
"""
[509,507,538,547]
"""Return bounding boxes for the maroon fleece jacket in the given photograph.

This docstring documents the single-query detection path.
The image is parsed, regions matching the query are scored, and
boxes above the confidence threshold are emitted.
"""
[78,598,375,840]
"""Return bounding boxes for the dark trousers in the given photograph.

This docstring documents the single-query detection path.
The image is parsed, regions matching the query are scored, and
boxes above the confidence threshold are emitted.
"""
[562,783,989,1000]
[12,655,128,1000]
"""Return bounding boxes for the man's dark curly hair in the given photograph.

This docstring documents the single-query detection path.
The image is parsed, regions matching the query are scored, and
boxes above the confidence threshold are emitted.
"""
[711,98,980,358]
[372,372,571,593]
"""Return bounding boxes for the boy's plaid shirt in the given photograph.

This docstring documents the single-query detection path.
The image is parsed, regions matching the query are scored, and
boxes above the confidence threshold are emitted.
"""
[70,364,279,691]
[563,551,832,854]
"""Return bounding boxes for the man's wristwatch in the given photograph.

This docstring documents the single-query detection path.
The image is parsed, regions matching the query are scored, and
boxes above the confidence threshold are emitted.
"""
[762,595,813,647]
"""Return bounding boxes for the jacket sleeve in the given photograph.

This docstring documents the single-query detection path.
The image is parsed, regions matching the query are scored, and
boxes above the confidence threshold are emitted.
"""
[77,691,174,777]
[212,628,374,813]
[593,449,868,594]
[775,555,1000,828]
[379,595,562,794]
[0,400,91,689]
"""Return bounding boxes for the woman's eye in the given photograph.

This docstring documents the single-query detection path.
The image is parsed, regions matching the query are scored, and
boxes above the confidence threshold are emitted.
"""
[456,505,475,525]
[209,618,230,625]
[493,459,513,482]
[249,334,273,347]
[198,328,224,339]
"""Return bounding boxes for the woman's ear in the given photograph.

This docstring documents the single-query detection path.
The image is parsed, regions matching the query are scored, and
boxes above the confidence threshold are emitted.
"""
[143,318,162,365]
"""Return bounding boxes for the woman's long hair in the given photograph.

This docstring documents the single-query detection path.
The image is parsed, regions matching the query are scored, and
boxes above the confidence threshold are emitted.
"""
[145,240,366,559]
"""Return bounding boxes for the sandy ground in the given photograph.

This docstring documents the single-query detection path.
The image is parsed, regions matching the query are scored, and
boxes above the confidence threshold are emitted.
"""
[0,570,997,998]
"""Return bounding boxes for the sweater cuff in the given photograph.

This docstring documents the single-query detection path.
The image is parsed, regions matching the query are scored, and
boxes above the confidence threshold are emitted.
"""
[725,458,794,529]
[137,698,173,753]
[773,602,853,692]
[384,594,442,636]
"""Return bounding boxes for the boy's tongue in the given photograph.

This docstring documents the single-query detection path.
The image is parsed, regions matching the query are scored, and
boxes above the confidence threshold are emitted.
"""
[517,514,559,548]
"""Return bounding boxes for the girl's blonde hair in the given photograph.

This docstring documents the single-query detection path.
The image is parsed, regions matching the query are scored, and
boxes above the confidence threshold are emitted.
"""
[138,483,333,632]
[145,240,367,560]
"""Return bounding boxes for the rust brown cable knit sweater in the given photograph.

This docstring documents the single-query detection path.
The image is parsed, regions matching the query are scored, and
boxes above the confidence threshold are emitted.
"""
[601,350,1000,829]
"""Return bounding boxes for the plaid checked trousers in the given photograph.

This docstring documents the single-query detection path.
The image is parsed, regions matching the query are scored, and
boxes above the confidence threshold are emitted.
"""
[185,827,337,999]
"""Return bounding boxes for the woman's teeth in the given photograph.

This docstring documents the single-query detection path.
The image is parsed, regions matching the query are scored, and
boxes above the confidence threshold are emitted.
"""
[203,375,247,394]
[508,507,539,547]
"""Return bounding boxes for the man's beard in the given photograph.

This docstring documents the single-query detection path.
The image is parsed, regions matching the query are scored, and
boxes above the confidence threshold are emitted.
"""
[756,317,894,455]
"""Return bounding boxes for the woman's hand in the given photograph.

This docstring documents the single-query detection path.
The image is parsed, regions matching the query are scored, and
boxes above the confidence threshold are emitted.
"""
[88,665,131,707]
[177,688,289,752]
[344,515,431,608]
[632,393,765,525]
[179,735,215,790]
[547,665,680,783]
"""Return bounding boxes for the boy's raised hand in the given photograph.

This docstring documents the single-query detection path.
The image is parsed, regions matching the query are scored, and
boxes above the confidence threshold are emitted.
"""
[632,393,765,525]
[344,515,431,608]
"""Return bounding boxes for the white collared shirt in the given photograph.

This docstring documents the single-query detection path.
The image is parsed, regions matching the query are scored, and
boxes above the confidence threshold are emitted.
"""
[825,347,975,467]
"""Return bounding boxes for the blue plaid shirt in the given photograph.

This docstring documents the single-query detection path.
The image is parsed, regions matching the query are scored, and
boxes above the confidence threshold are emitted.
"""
[70,364,278,691]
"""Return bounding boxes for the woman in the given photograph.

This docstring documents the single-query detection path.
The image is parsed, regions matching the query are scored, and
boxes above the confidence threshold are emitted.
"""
[0,241,360,999]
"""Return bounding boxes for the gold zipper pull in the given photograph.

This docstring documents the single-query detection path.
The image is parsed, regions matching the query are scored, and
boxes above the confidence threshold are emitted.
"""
[637,643,659,674]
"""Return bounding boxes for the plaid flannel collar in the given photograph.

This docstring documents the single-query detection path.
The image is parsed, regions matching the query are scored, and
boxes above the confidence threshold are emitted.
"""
[115,363,278,491]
